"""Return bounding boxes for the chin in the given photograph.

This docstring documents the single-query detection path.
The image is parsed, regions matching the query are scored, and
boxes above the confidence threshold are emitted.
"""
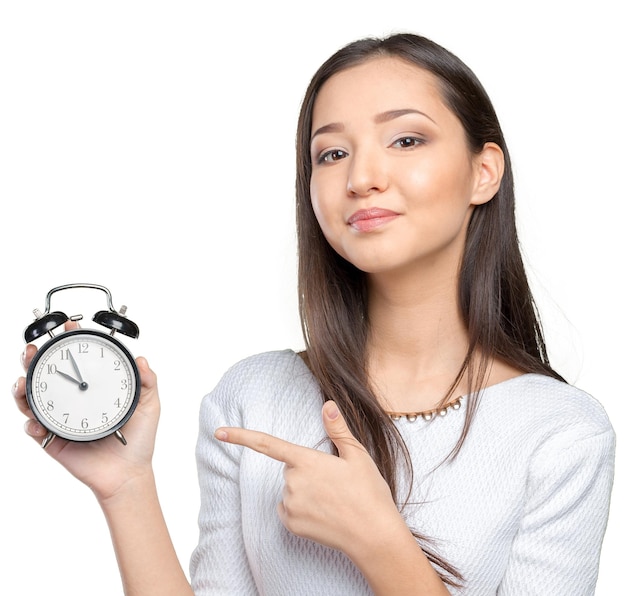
[346,257,396,275]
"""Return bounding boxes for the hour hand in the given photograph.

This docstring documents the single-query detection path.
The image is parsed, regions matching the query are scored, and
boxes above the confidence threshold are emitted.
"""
[56,369,89,391]
[56,370,80,385]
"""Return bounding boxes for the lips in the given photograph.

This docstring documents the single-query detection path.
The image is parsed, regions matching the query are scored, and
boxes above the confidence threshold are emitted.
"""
[347,208,399,232]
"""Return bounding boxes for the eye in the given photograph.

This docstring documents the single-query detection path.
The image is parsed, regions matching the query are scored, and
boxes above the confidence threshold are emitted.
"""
[391,136,425,149]
[317,148,349,164]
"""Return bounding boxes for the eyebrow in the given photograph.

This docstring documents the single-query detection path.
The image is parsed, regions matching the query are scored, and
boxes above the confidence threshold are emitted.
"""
[375,108,437,125]
[311,108,437,141]
[311,122,344,140]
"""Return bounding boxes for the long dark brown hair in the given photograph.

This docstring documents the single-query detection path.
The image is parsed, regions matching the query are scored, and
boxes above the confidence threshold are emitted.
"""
[295,33,564,583]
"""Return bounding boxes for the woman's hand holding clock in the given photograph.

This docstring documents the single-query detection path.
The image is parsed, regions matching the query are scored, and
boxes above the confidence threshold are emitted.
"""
[14,317,194,594]
[12,322,162,503]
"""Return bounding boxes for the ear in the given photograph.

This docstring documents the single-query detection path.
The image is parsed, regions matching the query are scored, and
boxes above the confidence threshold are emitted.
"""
[470,142,505,206]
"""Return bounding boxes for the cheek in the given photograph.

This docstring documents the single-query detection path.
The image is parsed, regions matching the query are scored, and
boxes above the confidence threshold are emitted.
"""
[310,198,340,253]
[310,177,335,233]
[309,181,348,257]
[401,154,475,208]
[309,187,325,229]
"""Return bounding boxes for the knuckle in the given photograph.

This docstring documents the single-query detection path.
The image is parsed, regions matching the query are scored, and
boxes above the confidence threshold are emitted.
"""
[256,434,274,454]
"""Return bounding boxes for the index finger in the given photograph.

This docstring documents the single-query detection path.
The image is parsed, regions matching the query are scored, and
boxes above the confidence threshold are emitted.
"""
[215,427,311,466]
[21,343,38,372]
[21,320,80,372]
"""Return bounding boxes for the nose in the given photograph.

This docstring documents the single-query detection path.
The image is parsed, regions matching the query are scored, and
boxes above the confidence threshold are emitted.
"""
[346,146,388,197]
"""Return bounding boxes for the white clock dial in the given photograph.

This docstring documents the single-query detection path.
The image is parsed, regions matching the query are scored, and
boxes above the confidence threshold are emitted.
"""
[26,329,140,441]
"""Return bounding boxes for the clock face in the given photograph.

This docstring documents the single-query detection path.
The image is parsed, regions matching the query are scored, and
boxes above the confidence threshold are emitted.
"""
[26,329,140,441]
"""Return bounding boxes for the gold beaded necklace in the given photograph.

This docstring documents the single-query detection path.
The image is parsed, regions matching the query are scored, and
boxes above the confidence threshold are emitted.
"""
[385,395,464,422]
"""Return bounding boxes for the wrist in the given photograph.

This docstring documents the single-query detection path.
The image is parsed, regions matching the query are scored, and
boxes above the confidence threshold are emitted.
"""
[345,513,449,595]
[95,466,157,511]
[345,510,414,564]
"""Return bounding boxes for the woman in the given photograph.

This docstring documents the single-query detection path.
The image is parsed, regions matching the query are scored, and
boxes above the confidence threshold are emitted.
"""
[13,33,614,595]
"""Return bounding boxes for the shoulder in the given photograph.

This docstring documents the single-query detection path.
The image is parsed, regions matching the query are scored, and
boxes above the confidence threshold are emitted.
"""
[199,350,321,432]
[478,373,614,455]
[213,349,309,391]
[483,376,616,594]
[487,374,611,430]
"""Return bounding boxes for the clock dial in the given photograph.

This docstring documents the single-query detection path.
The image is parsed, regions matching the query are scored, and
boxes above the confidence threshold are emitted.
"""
[26,329,140,441]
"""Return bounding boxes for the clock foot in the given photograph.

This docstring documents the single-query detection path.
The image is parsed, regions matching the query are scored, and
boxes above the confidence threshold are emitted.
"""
[41,432,56,449]
[114,430,128,446]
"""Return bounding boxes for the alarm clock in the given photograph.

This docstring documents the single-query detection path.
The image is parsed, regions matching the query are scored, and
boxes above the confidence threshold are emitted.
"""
[23,284,141,449]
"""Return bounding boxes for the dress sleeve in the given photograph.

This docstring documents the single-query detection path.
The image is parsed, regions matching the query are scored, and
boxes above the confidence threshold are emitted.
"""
[189,373,259,595]
[497,425,615,595]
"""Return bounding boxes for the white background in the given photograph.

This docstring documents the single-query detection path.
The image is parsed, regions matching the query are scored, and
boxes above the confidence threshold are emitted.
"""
[1,1,622,593]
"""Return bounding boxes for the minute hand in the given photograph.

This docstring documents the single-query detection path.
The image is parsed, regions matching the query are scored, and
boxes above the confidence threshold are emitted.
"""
[67,350,85,383]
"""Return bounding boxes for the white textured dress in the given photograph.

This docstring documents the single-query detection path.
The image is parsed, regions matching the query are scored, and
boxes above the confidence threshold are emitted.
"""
[190,350,615,595]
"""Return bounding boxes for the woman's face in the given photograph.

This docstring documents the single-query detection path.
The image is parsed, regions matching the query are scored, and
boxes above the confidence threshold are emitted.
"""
[309,56,499,280]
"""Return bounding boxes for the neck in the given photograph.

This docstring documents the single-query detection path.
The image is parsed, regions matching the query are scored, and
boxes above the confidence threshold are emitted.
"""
[366,267,471,412]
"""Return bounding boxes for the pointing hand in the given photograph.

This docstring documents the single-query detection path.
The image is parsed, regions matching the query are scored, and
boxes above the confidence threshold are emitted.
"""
[215,401,400,556]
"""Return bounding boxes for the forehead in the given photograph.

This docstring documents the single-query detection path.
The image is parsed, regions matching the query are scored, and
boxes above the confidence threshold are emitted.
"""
[312,56,447,126]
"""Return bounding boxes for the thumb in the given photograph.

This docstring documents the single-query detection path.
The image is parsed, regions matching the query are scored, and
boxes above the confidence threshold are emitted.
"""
[322,401,365,459]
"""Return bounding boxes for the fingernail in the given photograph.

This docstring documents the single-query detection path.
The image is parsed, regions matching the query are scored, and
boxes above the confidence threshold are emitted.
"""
[214,429,229,441]
[326,403,339,420]
[25,420,44,437]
